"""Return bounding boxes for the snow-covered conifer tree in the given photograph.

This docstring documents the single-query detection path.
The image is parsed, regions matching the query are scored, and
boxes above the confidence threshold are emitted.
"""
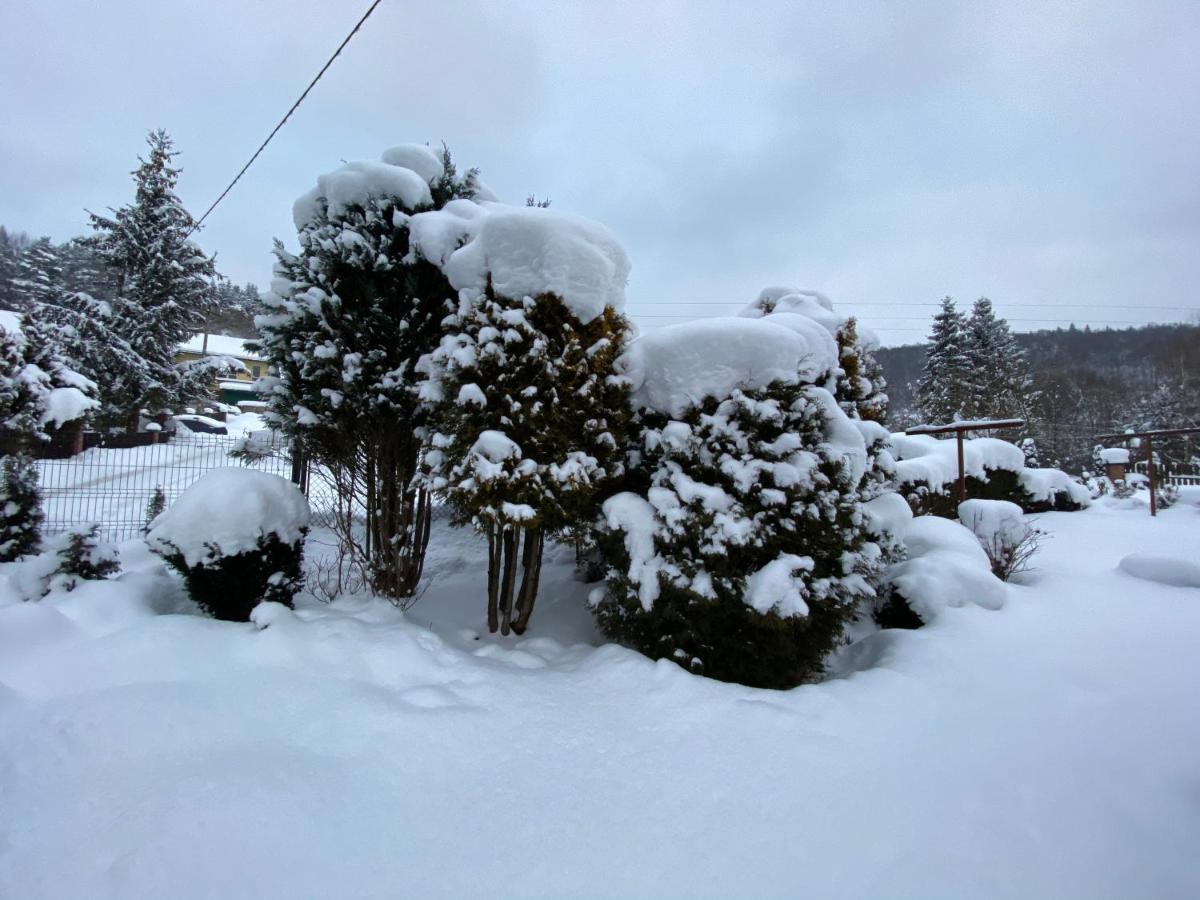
[593,315,885,688]
[423,284,632,635]
[12,238,64,310]
[0,454,41,562]
[964,297,1030,420]
[915,297,971,424]
[255,144,482,598]
[82,130,221,424]
[834,316,888,423]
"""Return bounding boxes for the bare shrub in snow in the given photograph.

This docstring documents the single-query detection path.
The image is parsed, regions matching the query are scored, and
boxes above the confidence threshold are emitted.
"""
[959,499,1043,582]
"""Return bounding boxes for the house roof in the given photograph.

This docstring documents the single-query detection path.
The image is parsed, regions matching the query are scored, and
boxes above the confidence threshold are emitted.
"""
[180,333,266,361]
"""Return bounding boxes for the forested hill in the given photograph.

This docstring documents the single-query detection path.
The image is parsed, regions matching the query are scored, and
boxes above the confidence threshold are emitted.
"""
[878,323,1200,422]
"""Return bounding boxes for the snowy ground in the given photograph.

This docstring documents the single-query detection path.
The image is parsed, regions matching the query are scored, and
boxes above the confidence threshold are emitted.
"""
[2,494,1199,898]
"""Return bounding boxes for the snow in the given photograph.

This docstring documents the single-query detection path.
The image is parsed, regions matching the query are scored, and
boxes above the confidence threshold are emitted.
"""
[179,333,266,360]
[1020,467,1093,506]
[601,492,663,610]
[618,317,814,418]
[146,468,311,567]
[1099,447,1131,465]
[40,385,97,428]
[887,514,1007,619]
[0,308,20,335]
[292,160,433,230]
[410,203,630,324]
[1118,553,1200,588]
[958,498,1028,546]
[3,498,1200,896]
[891,433,1024,489]
[379,143,445,185]
[744,553,814,617]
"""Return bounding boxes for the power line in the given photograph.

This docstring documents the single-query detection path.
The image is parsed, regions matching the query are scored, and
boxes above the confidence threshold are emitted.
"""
[630,301,1200,311]
[186,0,384,238]
[627,314,1186,325]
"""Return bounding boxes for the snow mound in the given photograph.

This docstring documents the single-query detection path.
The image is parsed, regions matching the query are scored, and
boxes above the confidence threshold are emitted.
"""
[887,515,1007,621]
[958,499,1028,546]
[411,203,629,323]
[862,491,914,538]
[379,144,445,185]
[147,468,311,567]
[755,312,839,381]
[1099,448,1130,465]
[293,159,434,230]
[1118,553,1200,588]
[618,317,813,418]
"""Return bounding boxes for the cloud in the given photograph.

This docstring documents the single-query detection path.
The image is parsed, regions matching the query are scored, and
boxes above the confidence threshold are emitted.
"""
[2,0,1197,344]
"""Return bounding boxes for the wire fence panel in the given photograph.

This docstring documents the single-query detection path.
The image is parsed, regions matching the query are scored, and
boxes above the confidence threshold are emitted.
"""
[33,431,333,541]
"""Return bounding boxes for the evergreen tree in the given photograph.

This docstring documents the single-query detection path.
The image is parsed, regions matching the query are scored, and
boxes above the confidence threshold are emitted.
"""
[423,286,632,634]
[964,297,1030,420]
[0,454,42,562]
[0,226,32,310]
[834,316,888,423]
[915,297,970,423]
[12,238,64,309]
[82,130,220,423]
[594,375,881,689]
[256,144,479,598]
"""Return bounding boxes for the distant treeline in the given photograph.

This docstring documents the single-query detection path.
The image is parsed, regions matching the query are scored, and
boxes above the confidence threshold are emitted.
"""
[879,322,1200,474]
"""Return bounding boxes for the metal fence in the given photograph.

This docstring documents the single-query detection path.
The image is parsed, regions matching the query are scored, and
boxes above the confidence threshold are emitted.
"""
[33,430,330,541]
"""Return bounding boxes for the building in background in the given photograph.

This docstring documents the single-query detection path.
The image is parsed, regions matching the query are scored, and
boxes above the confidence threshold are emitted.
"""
[176,333,266,406]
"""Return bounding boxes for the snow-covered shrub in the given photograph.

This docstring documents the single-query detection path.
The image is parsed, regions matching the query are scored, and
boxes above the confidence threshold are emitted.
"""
[147,468,311,621]
[422,280,632,635]
[890,433,1088,515]
[958,499,1043,582]
[11,524,120,600]
[0,454,42,562]
[255,143,482,599]
[879,515,1007,628]
[0,306,98,441]
[1156,484,1180,509]
[593,315,884,688]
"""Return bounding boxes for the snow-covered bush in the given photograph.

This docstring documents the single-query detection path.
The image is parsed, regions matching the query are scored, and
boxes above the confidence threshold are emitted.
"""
[593,315,884,688]
[0,454,42,562]
[418,201,633,635]
[958,498,1043,581]
[147,468,311,621]
[10,524,120,600]
[878,513,1007,628]
[255,143,482,599]
[890,433,1089,515]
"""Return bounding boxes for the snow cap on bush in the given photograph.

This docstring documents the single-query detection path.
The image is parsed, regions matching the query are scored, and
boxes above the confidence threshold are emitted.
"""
[616,317,833,418]
[409,203,630,324]
[147,468,310,567]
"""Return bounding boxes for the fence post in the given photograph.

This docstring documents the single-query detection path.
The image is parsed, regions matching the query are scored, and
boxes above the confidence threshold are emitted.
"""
[1147,436,1156,517]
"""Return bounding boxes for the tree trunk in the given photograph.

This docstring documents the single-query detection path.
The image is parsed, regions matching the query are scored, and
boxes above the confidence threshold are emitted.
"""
[498,527,519,635]
[486,522,500,633]
[511,526,544,635]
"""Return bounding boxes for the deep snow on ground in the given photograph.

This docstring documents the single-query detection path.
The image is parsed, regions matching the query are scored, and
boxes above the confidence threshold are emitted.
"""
[1,495,1199,898]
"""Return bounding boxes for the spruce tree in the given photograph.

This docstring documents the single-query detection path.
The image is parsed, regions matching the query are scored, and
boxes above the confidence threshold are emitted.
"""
[0,454,42,562]
[964,297,1030,420]
[834,316,888,423]
[423,286,632,634]
[256,144,480,598]
[12,238,64,309]
[915,297,971,424]
[83,130,219,424]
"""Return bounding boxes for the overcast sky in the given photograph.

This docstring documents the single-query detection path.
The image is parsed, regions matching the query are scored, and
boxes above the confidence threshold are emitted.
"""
[3,0,1198,344]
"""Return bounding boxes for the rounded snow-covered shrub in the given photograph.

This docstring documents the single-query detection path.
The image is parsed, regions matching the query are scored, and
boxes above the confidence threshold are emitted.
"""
[147,468,310,621]
[877,515,1007,628]
[958,498,1043,581]
[594,316,885,689]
